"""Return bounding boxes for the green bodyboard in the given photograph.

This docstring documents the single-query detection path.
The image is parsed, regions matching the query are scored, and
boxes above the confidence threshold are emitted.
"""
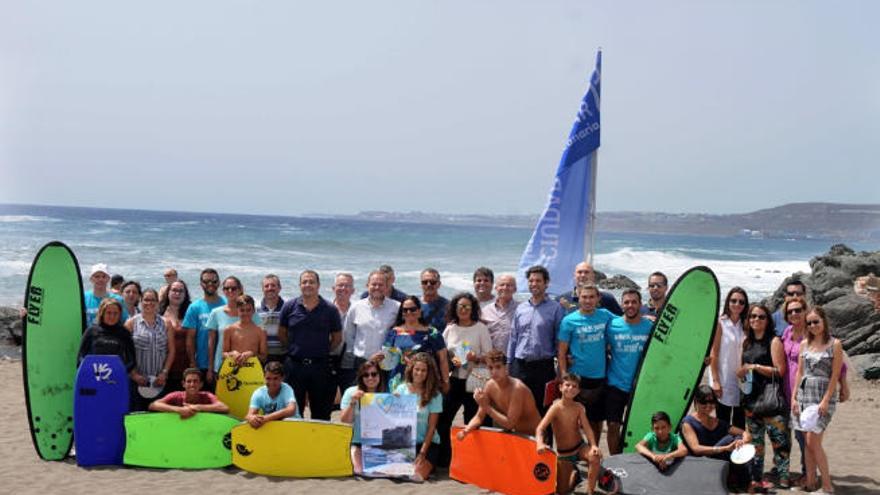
[621,266,719,453]
[124,412,239,469]
[22,241,85,460]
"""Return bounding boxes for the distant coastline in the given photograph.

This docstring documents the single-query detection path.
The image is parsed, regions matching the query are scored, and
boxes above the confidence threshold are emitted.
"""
[310,202,880,241]
[4,201,879,241]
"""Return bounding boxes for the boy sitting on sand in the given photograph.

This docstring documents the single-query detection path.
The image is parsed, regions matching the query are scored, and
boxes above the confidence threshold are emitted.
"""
[635,411,688,471]
[245,361,299,429]
[536,372,603,495]
[222,295,268,366]
[149,368,230,418]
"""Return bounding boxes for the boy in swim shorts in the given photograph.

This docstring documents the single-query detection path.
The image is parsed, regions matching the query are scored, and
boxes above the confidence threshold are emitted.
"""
[536,373,602,495]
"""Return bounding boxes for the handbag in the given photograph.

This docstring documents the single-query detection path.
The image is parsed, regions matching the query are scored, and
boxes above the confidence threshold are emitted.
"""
[751,372,785,417]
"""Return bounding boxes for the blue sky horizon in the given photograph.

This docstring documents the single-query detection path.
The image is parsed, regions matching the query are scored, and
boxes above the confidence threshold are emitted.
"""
[2,1,878,216]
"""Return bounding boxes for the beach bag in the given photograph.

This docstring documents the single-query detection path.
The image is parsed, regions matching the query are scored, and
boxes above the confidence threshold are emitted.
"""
[752,373,785,416]
[466,365,490,392]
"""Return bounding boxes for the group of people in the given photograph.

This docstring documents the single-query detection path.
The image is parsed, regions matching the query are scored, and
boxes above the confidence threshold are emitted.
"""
[75,261,846,494]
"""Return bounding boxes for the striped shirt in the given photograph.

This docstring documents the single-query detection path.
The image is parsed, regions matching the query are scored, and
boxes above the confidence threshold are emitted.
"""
[132,314,168,378]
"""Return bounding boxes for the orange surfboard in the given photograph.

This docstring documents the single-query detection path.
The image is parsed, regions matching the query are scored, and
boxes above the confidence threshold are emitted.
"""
[450,426,557,495]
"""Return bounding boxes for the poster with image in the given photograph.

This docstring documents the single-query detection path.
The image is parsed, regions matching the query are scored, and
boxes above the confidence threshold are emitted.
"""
[360,393,418,477]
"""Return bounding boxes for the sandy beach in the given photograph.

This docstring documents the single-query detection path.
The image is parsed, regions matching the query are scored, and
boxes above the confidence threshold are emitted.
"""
[2,358,878,495]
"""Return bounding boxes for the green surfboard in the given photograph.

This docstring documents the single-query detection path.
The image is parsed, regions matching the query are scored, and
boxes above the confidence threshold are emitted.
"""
[124,412,239,469]
[621,266,719,453]
[22,241,85,460]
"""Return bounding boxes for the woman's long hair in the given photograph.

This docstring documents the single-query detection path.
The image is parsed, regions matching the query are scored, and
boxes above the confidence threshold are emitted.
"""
[159,280,191,320]
[404,352,440,407]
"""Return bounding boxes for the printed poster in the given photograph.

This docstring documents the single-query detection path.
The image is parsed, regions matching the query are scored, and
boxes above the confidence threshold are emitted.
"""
[360,392,418,477]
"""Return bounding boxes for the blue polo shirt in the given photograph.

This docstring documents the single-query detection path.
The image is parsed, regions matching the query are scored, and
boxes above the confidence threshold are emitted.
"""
[606,316,652,392]
[558,308,614,379]
[182,297,226,369]
[279,296,342,358]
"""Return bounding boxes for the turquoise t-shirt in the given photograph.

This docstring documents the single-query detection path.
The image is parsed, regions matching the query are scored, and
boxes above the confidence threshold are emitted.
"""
[341,385,363,443]
[606,317,652,392]
[182,297,226,369]
[84,291,128,327]
[249,383,299,418]
[558,308,614,379]
[205,306,262,372]
[641,431,682,454]
[394,383,442,444]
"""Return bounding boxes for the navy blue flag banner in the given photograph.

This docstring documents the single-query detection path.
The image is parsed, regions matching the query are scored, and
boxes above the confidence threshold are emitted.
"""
[517,50,601,295]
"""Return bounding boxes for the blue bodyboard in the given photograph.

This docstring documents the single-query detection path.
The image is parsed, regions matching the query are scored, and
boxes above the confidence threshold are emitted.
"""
[74,355,130,466]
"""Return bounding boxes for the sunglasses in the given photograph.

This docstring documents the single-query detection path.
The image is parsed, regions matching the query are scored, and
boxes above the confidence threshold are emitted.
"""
[786,291,804,297]
[648,283,665,289]
[457,304,473,310]
[170,288,185,293]
[421,280,439,286]
[806,319,822,327]
[201,279,219,285]
[696,399,716,405]
[729,299,746,305]
[223,286,240,291]
[363,372,379,378]
[402,306,420,313]
[786,307,804,315]
[749,313,767,320]
[142,298,158,303]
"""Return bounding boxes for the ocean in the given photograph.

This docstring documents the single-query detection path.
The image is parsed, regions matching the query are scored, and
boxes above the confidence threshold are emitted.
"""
[1,203,871,308]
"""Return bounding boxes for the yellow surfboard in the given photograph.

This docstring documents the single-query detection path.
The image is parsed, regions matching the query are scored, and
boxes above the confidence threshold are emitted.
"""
[231,419,353,477]
[215,357,264,420]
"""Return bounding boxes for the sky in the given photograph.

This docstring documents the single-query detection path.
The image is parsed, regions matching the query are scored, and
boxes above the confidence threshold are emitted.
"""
[1,1,878,216]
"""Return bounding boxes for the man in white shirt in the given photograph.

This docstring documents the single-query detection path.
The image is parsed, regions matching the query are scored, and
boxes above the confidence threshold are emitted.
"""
[340,270,400,388]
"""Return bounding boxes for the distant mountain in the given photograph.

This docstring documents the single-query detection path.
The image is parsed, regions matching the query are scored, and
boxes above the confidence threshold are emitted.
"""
[328,203,880,240]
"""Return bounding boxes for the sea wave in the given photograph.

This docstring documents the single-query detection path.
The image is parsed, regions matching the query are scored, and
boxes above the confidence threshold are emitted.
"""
[594,248,810,298]
[0,215,60,223]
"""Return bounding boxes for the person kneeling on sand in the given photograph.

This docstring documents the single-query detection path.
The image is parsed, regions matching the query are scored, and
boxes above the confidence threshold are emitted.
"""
[245,361,298,429]
[536,373,603,495]
[222,294,268,366]
[457,349,542,439]
[148,368,229,418]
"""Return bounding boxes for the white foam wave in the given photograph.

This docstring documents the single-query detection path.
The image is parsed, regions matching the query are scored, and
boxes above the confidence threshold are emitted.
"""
[93,219,124,226]
[0,215,60,223]
[594,248,810,298]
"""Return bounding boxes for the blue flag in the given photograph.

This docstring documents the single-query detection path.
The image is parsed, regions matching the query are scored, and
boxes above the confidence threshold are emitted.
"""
[517,50,601,295]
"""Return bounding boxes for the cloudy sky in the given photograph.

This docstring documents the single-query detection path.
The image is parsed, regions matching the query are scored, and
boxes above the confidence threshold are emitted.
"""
[2,1,877,216]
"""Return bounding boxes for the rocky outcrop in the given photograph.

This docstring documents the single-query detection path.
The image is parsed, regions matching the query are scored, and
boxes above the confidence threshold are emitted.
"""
[599,275,640,291]
[0,307,22,345]
[768,244,880,379]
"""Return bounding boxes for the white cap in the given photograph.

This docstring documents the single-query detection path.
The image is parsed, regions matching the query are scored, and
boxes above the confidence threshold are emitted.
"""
[90,263,110,277]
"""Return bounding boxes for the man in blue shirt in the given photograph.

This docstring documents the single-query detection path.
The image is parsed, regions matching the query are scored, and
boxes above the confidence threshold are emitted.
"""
[605,288,653,454]
[182,268,226,384]
[83,263,127,327]
[507,265,564,414]
[278,270,342,421]
[556,261,622,316]
[419,268,449,330]
[557,283,615,441]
